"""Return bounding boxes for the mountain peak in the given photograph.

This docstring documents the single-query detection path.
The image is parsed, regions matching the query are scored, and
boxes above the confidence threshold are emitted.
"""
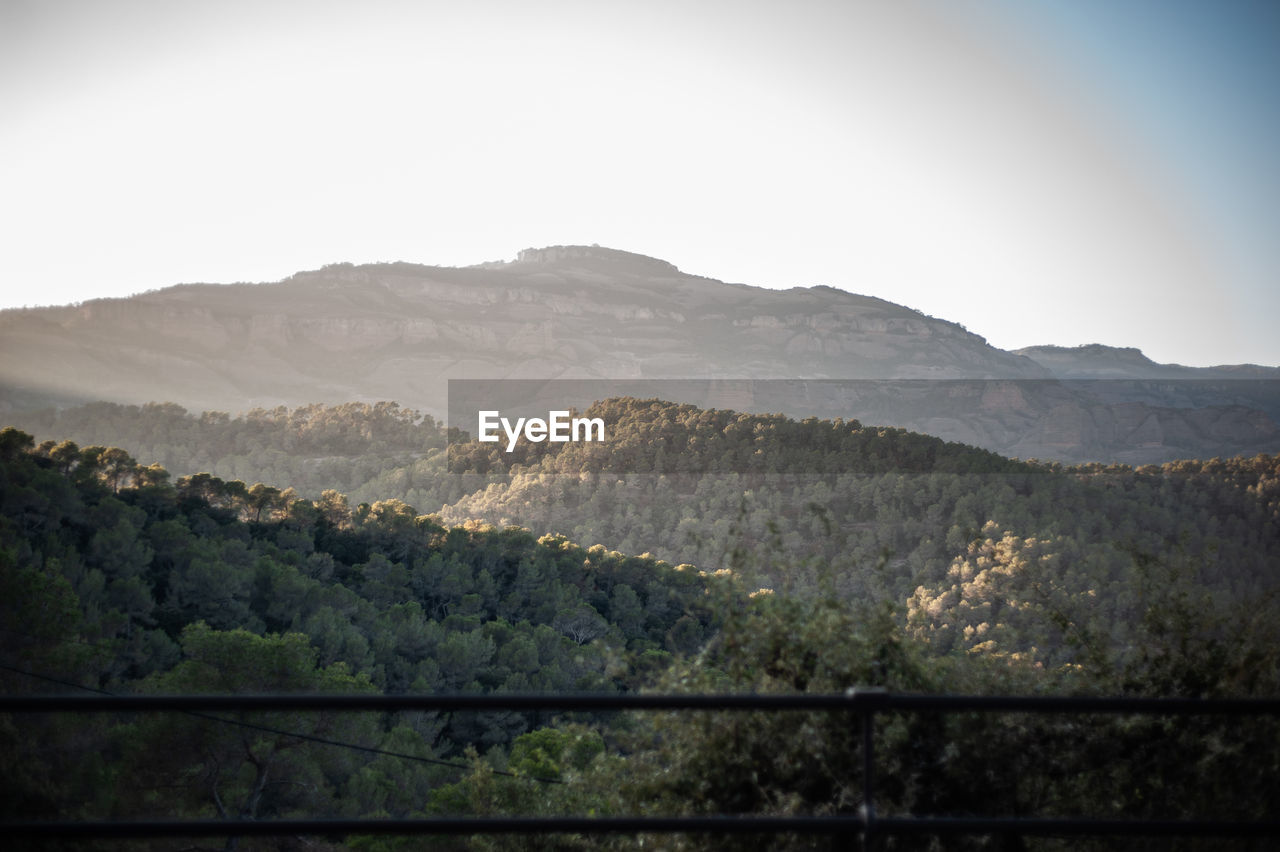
[510,245,681,275]
[1016,343,1155,364]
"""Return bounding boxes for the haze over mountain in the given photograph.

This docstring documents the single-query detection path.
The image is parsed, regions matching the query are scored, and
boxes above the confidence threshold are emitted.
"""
[2,245,1277,463]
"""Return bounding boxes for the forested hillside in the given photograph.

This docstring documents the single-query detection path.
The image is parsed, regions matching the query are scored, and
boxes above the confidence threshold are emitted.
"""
[0,425,720,830]
[449,403,1280,681]
[4,397,1280,847]
[8,400,469,511]
[12,398,1280,673]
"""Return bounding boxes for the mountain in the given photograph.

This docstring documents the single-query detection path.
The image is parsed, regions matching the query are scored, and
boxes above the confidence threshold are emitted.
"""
[1015,343,1280,381]
[2,245,1277,462]
[0,245,1046,409]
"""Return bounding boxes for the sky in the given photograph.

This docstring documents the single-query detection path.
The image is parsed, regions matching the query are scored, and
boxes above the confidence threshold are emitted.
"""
[2,0,1277,367]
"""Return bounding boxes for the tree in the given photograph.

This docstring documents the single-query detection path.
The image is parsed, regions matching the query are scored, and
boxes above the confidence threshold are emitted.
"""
[98,446,138,493]
[125,623,377,849]
[0,426,34,461]
[246,482,284,522]
[553,604,608,645]
[317,488,353,528]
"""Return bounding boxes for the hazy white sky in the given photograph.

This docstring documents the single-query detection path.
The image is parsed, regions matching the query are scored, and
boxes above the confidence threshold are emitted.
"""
[3,0,1277,367]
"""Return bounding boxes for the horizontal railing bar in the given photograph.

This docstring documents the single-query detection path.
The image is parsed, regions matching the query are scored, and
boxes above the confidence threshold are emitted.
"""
[3,817,860,838]
[876,817,1280,837]
[5,816,1280,839]
[1,692,1279,714]
[882,694,1280,714]
[0,693,846,712]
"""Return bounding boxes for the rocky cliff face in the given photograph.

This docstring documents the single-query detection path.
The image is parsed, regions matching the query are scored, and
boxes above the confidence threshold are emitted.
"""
[2,246,1276,463]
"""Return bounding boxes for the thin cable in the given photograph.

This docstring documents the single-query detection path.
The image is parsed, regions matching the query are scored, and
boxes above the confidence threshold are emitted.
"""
[0,661,563,784]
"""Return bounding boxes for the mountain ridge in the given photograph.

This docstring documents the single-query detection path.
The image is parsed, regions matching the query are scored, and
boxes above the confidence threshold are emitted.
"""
[1015,342,1280,379]
[2,245,1277,462]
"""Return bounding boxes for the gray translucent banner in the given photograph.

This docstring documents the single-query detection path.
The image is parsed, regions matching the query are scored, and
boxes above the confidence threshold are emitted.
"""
[446,378,1280,473]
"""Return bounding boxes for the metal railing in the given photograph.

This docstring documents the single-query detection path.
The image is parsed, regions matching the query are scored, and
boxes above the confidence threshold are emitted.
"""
[4,690,1280,845]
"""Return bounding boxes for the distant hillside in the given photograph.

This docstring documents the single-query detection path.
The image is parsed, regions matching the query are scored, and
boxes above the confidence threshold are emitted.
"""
[10,396,1277,676]
[436,400,1280,627]
[3,245,1277,462]
[1016,343,1280,381]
